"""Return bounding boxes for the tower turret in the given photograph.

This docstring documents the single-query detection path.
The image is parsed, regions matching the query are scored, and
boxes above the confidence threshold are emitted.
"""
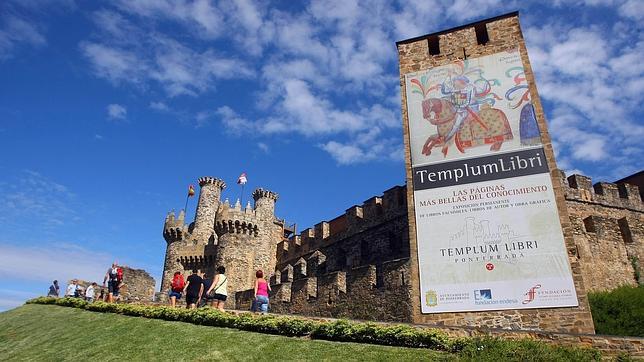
[213,187,281,305]
[253,188,279,215]
[192,177,226,244]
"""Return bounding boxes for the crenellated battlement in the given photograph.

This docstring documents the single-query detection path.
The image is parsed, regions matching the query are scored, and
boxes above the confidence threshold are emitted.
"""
[253,188,279,201]
[214,199,263,236]
[163,210,189,244]
[235,256,412,321]
[198,176,226,189]
[277,185,408,264]
[556,170,643,212]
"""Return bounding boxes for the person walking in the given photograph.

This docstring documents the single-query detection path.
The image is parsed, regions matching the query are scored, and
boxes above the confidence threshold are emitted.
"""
[168,271,185,308]
[253,270,271,314]
[199,273,213,308]
[65,280,78,297]
[103,262,124,303]
[205,266,227,311]
[183,270,203,309]
[85,282,97,302]
[47,280,60,298]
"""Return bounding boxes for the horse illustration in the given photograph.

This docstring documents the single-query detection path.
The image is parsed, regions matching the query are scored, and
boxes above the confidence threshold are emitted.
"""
[421,98,513,156]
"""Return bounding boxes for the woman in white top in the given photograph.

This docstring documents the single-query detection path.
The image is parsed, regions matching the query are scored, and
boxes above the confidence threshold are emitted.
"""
[206,266,227,311]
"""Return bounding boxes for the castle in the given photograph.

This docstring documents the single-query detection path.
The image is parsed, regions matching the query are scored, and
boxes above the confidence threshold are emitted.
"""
[162,170,642,331]
[161,13,642,334]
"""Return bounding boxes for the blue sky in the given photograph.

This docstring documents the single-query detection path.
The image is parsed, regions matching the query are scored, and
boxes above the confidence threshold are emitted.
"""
[0,0,642,311]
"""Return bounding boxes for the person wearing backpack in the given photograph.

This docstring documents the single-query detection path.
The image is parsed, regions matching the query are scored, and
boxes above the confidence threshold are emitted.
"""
[168,271,185,308]
[103,262,124,303]
[205,266,227,311]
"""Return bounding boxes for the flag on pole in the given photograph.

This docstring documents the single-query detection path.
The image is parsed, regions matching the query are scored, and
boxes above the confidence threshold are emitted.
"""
[188,185,195,197]
[237,172,247,185]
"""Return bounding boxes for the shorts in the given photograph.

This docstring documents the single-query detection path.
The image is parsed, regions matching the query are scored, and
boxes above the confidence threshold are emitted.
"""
[186,294,200,305]
[252,295,269,313]
[213,293,227,302]
[169,290,182,299]
[108,281,120,296]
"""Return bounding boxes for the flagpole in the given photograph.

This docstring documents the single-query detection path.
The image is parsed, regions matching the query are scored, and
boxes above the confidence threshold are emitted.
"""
[184,193,189,214]
[240,184,245,207]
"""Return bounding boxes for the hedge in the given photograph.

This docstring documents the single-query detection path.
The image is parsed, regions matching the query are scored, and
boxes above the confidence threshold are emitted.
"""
[25,297,601,361]
[588,285,644,337]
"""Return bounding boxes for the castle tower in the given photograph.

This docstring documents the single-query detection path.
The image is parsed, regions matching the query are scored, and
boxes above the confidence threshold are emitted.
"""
[161,209,187,292]
[192,177,226,244]
[213,188,281,305]
[397,12,595,333]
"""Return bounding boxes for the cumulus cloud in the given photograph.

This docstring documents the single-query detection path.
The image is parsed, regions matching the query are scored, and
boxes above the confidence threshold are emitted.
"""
[0,170,78,228]
[0,14,46,60]
[106,103,127,120]
[149,101,169,111]
[0,243,112,285]
[81,11,254,97]
[70,1,643,175]
[525,21,644,178]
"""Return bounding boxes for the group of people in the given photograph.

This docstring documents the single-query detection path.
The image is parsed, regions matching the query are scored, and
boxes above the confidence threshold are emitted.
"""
[168,267,271,313]
[46,262,125,304]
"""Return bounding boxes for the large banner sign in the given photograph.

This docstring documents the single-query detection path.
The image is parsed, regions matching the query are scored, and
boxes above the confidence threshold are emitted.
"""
[405,48,578,313]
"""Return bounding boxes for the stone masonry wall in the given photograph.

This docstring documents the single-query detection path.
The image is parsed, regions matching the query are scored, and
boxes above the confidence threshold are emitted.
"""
[558,171,643,291]
[235,185,413,322]
[67,266,156,302]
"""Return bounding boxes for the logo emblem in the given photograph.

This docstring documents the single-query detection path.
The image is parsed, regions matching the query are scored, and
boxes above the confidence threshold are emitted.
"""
[485,263,494,271]
[522,284,541,304]
[425,290,438,307]
[474,289,492,301]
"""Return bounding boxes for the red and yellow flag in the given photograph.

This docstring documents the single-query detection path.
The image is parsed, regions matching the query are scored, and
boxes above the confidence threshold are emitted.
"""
[188,185,195,197]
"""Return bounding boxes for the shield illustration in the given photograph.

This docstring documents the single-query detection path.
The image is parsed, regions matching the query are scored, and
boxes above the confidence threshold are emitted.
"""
[451,91,469,107]
[425,290,438,307]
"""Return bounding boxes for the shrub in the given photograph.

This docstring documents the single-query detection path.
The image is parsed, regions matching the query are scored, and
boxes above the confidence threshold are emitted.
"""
[24,297,603,359]
[310,320,452,350]
[457,337,602,362]
[588,285,644,337]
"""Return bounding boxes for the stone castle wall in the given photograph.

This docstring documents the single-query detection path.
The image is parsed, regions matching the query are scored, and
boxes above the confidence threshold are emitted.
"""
[68,266,156,302]
[234,172,641,328]
[559,172,643,291]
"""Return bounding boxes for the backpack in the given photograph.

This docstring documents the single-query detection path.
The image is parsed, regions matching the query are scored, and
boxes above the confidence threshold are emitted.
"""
[171,275,185,291]
[116,267,124,282]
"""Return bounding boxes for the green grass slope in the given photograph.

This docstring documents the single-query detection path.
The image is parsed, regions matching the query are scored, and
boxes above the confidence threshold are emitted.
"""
[0,305,447,361]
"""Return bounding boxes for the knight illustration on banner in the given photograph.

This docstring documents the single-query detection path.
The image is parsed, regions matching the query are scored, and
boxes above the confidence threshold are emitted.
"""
[409,52,540,159]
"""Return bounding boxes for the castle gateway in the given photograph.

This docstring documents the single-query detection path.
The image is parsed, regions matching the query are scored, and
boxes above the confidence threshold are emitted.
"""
[161,12,642,334]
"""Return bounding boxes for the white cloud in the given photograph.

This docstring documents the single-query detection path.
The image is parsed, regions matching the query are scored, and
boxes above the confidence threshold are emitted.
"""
[257,142,269,153]
[149,101,169,111]
[81,42,144,85]
[81,15,254,97]
[0,14,46,60]
[321,141,367,165]
[0,243,112,286]
[0,170,78,228]
[71,1,643,174]
[115,0,224,38]
[525,21,644,178]
[107,103,127,120]
[216,106,254,135]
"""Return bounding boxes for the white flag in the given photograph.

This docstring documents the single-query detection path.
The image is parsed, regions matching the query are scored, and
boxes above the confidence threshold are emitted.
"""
[237,172,247,185]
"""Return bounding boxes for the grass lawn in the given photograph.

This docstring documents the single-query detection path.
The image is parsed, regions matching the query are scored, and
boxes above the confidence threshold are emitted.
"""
[0,304,450,361]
